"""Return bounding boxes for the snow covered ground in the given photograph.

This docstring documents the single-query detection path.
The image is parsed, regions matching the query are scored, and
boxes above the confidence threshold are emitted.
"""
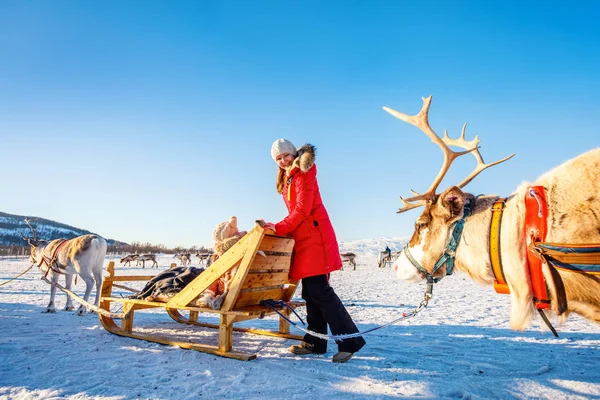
[1,239,600,400]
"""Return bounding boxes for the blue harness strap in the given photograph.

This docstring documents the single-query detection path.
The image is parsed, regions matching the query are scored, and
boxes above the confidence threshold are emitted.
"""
[536,243,600,254]
[403,199,473,282]
[532,242,600,274]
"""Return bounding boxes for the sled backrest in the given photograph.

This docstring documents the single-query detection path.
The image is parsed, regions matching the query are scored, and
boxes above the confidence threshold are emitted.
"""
[166,225,297,311]
[231,234,295,309]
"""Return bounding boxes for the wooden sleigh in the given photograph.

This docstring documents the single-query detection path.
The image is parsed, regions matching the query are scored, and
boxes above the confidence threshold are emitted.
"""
[98,224,305,361]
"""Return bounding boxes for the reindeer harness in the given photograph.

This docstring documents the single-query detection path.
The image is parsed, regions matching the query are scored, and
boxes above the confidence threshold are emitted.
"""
[490,185,600,336]
[38,239,72,277]
[489,187,552,309]
[404,200,474,294]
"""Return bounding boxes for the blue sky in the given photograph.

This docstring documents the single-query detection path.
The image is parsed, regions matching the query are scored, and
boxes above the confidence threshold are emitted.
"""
[1,1,599,248]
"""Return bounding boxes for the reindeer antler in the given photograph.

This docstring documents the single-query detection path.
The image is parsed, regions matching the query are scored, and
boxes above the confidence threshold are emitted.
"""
[383,96,515,213]
[23,218,38,241]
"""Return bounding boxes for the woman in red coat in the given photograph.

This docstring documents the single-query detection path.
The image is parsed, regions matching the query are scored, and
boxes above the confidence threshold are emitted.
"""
[263,139,365,363]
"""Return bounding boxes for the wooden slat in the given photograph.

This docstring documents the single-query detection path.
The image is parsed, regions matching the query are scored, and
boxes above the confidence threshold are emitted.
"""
[250,254,291,271]
[242,272,291,289]
[258,235,294,253]
[220,229,264,311]
[166,230,253,308]
[103,297,253,315]
[234,288,286,308]
[234,300,305,313]
[282,280,300,302]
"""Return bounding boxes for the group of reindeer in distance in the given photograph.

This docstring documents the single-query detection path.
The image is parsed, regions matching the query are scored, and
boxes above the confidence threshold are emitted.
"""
[339,250,400,270]
[18,94,600,338]
[120,251,214,268]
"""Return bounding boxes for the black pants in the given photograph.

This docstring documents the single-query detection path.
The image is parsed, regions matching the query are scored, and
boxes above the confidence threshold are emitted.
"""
[301,274,366,354]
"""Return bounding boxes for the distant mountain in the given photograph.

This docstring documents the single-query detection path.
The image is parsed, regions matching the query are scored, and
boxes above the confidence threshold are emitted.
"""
[0,211,126,247]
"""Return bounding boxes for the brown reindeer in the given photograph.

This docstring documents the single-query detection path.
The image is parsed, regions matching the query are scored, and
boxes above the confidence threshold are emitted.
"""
[136,254,158,268]
[195,251,211,265]
[23,220,107,315]
[340,252,357,270]
[120,254,138,266]
[378,251,391,268]
[386,96,600,331]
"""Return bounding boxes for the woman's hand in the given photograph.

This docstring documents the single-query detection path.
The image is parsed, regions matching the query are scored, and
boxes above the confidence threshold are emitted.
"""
[256,219,276,232]
[263,222,276,232]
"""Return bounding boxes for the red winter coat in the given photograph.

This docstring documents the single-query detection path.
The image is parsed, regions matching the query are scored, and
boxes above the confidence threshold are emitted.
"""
[274,144,342,281]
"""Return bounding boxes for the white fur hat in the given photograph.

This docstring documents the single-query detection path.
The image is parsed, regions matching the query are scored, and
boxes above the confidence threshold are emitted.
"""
[271,139,297,161]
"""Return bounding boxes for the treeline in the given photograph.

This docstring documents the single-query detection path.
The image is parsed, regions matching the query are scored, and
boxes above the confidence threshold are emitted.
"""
[107,242,212,255]
[0,245,30,257]
[0,242,212,257]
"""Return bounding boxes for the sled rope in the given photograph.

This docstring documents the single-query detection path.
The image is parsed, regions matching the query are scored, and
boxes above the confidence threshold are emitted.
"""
[262,286,432,341]
[41,276,125,318]
[0,263,34,287]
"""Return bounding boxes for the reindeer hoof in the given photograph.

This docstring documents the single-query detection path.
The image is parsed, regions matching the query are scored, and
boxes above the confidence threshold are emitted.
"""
[42,309,56,313]
[64,306,75,311]
[76,308,87,316]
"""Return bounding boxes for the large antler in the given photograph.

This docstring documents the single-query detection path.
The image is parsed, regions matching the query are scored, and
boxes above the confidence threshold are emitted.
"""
[383,96,515,213]
[23,218,38,241]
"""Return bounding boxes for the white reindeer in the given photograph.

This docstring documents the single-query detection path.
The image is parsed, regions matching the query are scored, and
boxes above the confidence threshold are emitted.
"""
[386,96,600,331]
[23,220,107,315]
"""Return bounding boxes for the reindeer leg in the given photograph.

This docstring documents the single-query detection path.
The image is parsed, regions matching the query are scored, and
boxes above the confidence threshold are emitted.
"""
[43,272,58,313]
[91,268,103,310]
[76,267,95,316]
[63,274,75,311]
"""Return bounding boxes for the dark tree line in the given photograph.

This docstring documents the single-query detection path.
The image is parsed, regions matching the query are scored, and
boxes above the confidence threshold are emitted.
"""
[1,243,212,257]
[108,242,212,255]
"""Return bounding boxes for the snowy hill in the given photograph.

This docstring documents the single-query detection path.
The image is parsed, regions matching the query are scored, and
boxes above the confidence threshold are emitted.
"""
[0,211,125,246]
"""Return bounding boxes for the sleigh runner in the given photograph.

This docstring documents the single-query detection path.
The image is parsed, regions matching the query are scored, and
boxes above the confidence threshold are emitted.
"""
[98,224,305,361]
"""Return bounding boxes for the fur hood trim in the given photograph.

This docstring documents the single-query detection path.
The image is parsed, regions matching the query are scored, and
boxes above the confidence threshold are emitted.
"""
[289,144,316,174]
[276,144,316,194]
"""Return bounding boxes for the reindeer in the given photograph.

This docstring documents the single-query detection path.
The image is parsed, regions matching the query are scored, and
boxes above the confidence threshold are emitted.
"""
[136,254,158,268]
[378,251,391,268]
[379,250,402,268]
[340,252,357,270]
[195,251,211,265]
[386,96,600,332]
[22,220,107,315]
[120,254,138,266]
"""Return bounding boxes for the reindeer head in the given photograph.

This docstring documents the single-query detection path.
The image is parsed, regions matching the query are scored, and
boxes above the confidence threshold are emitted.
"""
[21,218,47,264]
[384,96,514,282]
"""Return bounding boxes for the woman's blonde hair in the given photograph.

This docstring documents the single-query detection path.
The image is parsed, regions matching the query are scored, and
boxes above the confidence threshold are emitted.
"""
[276,167,286,194]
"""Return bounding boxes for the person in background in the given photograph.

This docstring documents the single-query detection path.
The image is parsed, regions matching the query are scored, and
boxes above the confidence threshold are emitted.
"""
[261,139,366,363]
[385,245,392,260]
